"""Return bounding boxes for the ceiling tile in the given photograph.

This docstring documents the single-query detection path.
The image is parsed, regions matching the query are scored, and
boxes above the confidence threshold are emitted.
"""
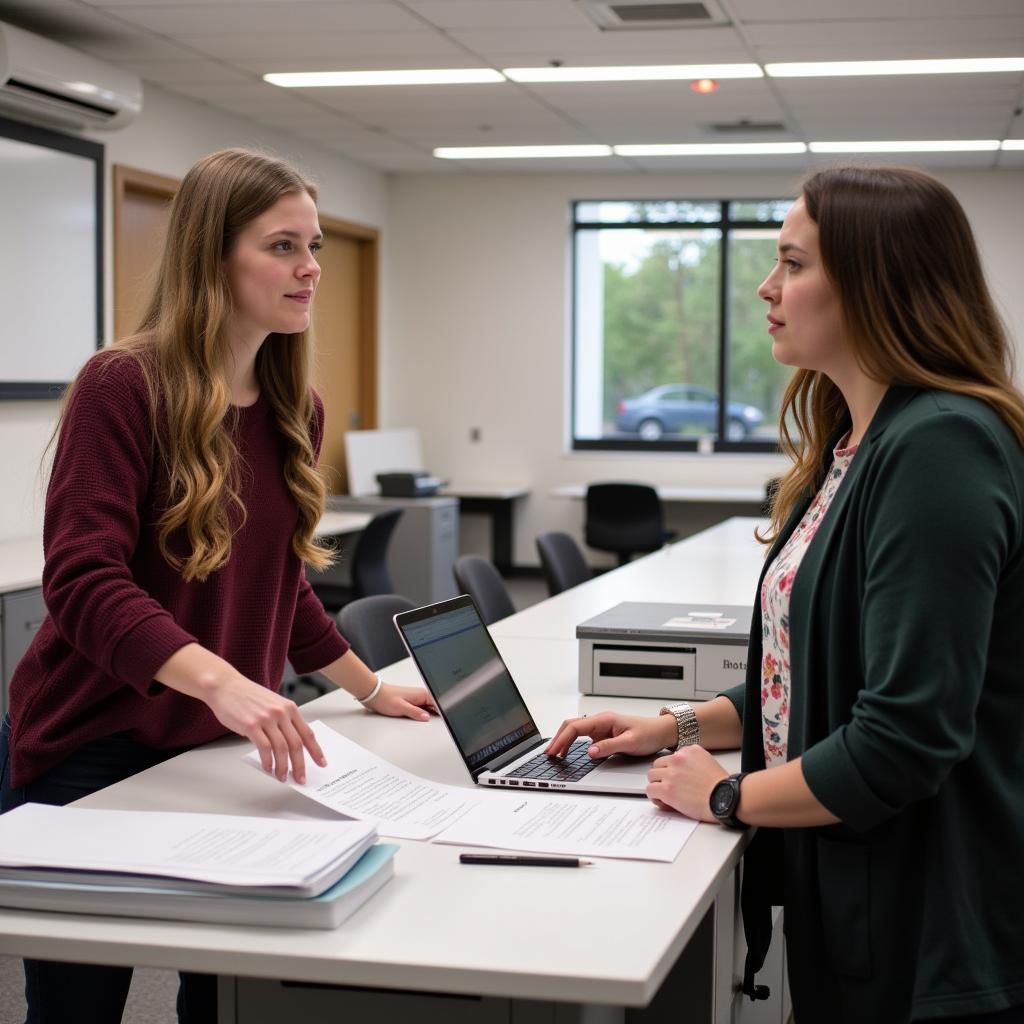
[748,16,1024,59]
[173,29,467,63]
[729,0,1024,20]
[103,2,426,35]
[401,0,592,30]
[295,81,559,125]
[405,121,598,147]
[109,59,256,85]
[447,26,751,63]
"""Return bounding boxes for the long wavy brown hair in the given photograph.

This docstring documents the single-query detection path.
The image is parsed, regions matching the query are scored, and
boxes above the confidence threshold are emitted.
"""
[762,164,1024,546]
[55,148,334,581]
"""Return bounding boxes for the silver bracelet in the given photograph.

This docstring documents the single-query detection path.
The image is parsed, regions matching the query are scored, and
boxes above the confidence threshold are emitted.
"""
[358,673,384,707]
[659,702,700,750]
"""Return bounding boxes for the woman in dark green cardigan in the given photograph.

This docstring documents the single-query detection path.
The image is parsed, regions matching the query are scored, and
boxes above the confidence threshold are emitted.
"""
[548,166,1024,1023]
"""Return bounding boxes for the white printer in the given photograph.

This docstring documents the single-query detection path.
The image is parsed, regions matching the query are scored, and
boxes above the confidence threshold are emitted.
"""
[577,602,752,701]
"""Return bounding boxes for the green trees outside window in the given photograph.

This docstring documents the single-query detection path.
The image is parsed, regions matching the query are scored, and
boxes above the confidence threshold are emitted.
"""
[572,198,794,451]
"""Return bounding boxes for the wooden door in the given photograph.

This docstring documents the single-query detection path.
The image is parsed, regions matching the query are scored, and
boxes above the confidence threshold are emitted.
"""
[313,215,378,494]
[113,168,379,492]
[113,165,179,340]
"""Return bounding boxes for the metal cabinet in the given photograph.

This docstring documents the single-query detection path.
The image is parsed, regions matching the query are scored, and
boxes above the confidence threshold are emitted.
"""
[1,587,46,717]
[328,495,459,607]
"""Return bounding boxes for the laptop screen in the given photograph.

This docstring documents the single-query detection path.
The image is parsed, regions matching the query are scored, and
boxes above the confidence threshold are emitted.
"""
[395,596,540,778]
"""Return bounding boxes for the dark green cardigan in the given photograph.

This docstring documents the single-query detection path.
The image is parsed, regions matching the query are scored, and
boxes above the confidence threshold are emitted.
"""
[725,387,1024,1021]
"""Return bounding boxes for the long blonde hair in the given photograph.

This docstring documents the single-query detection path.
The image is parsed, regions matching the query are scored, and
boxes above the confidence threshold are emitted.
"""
[764,165,1024,545]
[57,148,333,581]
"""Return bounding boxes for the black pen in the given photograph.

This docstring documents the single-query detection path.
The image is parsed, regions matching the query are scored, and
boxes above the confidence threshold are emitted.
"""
[459,854,593,867]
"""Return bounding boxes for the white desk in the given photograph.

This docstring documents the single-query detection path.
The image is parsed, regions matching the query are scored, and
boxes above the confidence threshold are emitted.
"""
[0,536,45,596]
[314,510,371,539]
[0,518,773,1023]
[493,517,765,641]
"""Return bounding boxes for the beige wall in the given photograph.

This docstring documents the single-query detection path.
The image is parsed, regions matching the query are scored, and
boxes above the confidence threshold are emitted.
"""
[386,167,1024,566]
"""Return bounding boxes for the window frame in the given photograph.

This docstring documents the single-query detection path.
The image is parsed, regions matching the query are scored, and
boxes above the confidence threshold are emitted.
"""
[570,197,792,455]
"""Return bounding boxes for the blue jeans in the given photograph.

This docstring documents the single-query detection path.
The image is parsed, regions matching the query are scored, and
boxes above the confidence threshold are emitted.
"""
[0,715,216,1024]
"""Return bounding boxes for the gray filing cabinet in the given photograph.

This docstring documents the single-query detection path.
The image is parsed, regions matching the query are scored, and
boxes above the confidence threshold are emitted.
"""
[1,587,47,717]
[327,495,459,607]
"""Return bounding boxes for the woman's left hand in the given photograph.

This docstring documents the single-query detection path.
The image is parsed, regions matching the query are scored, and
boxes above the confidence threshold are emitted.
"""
[364,683,438,721]
[646,745,729,821]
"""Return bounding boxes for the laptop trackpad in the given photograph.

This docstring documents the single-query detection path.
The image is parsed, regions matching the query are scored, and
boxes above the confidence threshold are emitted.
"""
[592,755,654,779]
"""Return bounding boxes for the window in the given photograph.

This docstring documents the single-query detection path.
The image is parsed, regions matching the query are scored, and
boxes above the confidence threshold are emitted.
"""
[571,197,795,452]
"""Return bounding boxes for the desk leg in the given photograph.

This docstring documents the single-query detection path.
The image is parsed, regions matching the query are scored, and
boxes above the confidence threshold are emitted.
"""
[458,497,515,575]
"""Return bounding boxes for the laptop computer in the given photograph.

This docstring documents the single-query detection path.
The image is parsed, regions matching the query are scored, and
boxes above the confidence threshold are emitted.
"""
[394,595,654,795]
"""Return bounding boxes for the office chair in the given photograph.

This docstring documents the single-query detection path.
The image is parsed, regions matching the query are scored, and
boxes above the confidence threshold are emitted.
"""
[311,508,403,612]
[535,531,592,596]
[453,554,516,625]
[584,483,674,567]
[762,477,782,517]
[290,509,405,701]
[337,594,417,672]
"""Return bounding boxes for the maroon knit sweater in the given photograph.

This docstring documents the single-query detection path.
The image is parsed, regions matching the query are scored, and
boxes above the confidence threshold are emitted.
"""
[7,351,348,787]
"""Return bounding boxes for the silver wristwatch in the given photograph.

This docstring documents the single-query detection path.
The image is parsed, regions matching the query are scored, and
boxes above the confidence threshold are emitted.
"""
[660,702,700,750]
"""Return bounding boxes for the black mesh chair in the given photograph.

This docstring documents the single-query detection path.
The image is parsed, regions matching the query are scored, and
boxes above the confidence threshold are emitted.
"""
[311,508,403,612]
[337,594,417,672]
[762,476,782,517]
[453,554,516,625]
[535,531,591,596]
[584,483,674,567]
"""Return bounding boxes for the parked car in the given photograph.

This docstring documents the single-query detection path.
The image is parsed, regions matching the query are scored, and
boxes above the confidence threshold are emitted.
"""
[615,384,764,441]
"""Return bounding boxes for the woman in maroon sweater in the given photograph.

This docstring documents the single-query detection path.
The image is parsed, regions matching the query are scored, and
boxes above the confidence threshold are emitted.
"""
[0,148,436,1024]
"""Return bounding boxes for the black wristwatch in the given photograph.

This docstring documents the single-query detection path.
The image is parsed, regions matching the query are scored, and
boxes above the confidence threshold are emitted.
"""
[709,772,749,830]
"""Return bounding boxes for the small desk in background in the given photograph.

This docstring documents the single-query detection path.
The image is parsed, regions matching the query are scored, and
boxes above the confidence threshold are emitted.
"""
[552,483,768,543]
[439,481,529,575]
[314,510,372,539]
[552,484,766,505]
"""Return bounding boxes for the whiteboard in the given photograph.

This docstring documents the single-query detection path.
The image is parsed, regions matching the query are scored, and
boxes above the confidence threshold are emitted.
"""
[0,120,101,398]
[344,428,424,495]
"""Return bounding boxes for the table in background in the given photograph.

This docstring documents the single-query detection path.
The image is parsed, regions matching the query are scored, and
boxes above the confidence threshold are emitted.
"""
[440,481,529,575]
[314,510,372,538]
[552,484,766,505]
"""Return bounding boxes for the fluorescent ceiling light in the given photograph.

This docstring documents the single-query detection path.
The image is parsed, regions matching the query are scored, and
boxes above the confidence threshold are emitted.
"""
[809,140,1000,153]
[264,69,505,87]
[434,145,613,159]
[767,58,1024,78]
[503,64,762,83]
[614,142,806,156]
[1002,140,1024,150]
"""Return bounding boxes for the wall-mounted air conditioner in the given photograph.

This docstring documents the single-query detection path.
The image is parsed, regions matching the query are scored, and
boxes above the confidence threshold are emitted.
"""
[0,20,142,132]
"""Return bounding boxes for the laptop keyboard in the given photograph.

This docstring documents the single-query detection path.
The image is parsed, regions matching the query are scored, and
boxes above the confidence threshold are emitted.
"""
[506,740,601,783]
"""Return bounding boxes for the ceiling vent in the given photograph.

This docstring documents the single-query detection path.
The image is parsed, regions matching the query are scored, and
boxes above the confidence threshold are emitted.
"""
[577,0,730,30]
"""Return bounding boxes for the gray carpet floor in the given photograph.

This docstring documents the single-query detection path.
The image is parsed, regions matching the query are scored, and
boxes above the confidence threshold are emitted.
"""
[0,956,179,1024]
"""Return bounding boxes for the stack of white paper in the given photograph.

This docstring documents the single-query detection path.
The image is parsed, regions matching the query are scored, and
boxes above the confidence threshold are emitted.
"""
[0,804,395,929]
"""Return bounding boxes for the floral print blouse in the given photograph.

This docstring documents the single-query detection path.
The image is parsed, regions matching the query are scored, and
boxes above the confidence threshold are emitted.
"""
[760,437,859,767]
